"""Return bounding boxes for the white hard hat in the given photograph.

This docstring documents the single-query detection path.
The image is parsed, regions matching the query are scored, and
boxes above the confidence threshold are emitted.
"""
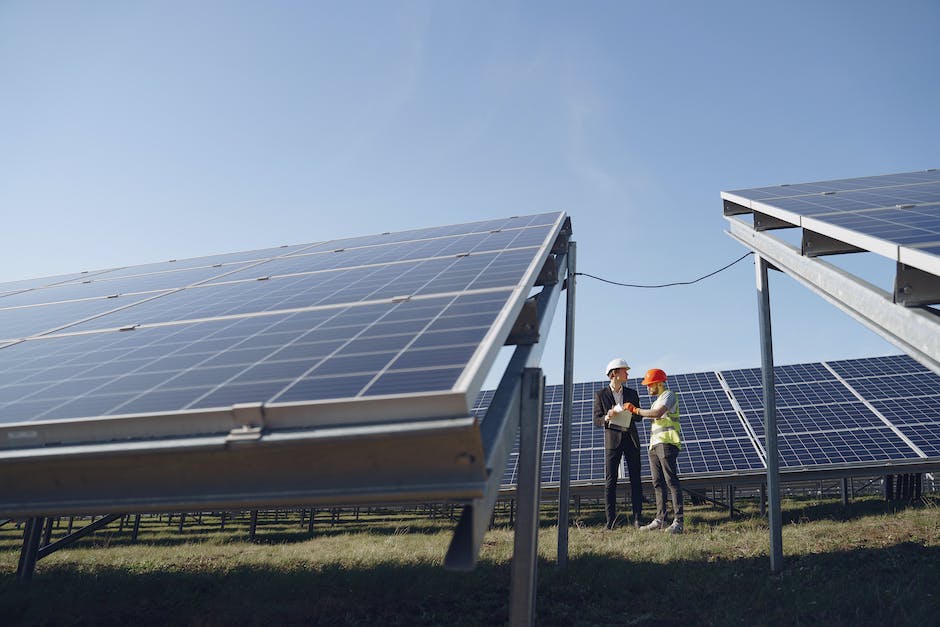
[605,358,631,376]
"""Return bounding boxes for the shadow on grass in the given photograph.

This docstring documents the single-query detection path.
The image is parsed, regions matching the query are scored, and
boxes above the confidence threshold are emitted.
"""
[779,496,934,525]
[0,516,469,552]
[2,543,938,626]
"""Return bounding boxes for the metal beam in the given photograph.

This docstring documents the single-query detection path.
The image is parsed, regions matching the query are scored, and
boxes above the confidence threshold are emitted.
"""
[557,241,576,570]
[756,256,783,573]
[728,218,940,375]
[509,368,544,627]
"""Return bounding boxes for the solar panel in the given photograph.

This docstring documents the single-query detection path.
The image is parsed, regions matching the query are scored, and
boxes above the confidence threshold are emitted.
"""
[485,355,940,489]
[722,169,940,291]
[0,212,568,451]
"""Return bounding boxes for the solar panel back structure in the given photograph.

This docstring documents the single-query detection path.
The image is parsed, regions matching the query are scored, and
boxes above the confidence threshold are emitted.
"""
[0,213,571,529]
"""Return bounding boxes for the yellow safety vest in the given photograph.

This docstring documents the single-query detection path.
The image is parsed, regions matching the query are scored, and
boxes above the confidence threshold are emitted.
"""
[648,389,681,450]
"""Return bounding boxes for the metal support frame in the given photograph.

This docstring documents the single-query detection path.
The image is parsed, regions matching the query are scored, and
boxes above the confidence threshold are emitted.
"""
[509,368,544,627]
[757,256,783,573]
[444,249,567,571]
[728,218,940,375]
[17,513,124,580]
[557,241,576,569]
[841,477,850,508]
[895,263,940,306]
[16,517,43,582]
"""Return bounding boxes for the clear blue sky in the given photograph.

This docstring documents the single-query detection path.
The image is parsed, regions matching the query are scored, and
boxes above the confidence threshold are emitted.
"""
[2,1,938,387]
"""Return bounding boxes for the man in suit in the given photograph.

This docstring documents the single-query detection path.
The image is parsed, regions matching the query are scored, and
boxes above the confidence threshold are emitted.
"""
[593,358,644,529]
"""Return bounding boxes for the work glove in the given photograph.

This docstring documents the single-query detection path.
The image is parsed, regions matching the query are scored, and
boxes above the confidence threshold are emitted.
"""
[624,402,639,414]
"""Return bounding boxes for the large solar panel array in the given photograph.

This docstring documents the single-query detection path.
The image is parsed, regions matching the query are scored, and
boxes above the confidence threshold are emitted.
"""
[721,169,940,293]
[0,212,567,452]
[479,354,940,489]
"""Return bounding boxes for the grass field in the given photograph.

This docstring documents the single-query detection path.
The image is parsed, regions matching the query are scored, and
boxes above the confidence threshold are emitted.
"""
[1,495,938,626]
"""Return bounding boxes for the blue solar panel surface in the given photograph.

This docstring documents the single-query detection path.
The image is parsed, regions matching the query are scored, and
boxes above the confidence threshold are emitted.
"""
[478,354,940,488]
[723,170,940,261]
[0,213,566,446]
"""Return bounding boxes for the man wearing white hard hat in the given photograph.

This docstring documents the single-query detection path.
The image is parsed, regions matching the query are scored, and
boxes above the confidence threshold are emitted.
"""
[592,358,644,529]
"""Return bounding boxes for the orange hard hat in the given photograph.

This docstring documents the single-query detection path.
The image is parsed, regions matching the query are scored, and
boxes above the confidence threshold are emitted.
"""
[641,368,667,385]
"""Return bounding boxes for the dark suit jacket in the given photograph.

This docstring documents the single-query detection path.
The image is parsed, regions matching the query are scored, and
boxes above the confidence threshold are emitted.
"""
[593,385,642,450]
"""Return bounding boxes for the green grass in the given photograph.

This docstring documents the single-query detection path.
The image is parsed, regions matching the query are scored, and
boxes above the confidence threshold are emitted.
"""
[1,496,938,626]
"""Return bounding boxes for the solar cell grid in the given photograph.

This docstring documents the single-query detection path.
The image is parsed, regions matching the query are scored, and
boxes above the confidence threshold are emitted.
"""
[677,389,735,416]
[0,296,169,342]
[62,251,526,334]
[898,423,940,457]
[869,398,940,426]
[770,186,940,217]
[726,170,940,202]
[827,354,925,378]
[678,438,764,475]
[843,372,940,401]
[719,367,761,389]
[80,244,316,281]
[731,381,858,411]
[0,270,115,295]
[820,209,940,244]
[743,403,885,438]
[655,372,716,392]
[0,265,249,308]
[0,290,517,426]
[777,428,919,467]
[680,411,749,442]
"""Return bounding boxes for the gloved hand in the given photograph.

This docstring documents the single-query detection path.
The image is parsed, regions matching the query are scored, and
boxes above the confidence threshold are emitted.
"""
[624,402,639,414]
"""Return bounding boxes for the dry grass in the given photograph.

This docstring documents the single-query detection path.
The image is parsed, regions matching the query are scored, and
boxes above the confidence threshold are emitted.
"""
[1,496,938,625]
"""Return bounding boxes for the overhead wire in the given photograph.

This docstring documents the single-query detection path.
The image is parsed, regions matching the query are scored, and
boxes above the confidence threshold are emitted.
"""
[575,252,754,289]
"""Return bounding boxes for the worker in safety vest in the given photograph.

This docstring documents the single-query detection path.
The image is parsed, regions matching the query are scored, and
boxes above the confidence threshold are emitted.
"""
[625,368,683,534]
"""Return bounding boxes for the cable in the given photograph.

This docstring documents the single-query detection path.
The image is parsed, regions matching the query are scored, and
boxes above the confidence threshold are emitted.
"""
[575,252,754,289]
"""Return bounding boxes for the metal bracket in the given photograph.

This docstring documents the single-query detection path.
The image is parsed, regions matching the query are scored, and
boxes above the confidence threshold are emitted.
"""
[551,217,572,254]
[504,298,539,346]
[723,199,750,216]
[227,403,265,442]
[895,263,940,306]
[754,211,795,231]
[802,230,864,257]
[534,254,558,286]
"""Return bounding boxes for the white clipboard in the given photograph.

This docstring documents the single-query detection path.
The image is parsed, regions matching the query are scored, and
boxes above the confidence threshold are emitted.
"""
[608,404,633,430]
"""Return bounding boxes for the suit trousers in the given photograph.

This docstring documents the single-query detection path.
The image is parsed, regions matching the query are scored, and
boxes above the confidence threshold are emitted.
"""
[604,435,643,527]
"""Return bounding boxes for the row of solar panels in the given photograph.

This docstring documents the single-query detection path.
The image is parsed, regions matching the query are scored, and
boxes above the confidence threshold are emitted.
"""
[473,354,940,487]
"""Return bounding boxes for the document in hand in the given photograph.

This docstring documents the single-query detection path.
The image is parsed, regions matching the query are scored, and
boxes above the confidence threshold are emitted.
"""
[609,404,633,429]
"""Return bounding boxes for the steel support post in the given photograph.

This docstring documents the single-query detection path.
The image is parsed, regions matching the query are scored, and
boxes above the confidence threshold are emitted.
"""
[841,477,849,508]
[249,510,259,541]
[16,517,43,582]
[509,368,544,627]
[757,256,783,573]
[558,241,576,570]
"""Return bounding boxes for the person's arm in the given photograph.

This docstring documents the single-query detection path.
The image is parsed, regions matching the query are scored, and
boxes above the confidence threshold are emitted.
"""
[627,391,673,419]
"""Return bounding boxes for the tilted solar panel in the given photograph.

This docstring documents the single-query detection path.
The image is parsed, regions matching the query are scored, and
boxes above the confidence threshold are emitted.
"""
[721,169,940,291]
[0,212,568,452]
